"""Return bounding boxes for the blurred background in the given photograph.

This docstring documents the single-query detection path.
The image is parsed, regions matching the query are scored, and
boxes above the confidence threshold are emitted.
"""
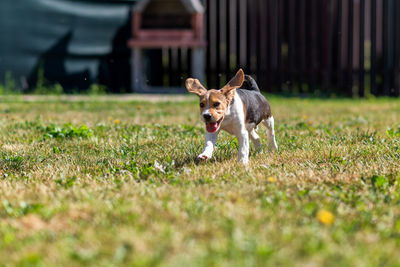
[0,0,399,97]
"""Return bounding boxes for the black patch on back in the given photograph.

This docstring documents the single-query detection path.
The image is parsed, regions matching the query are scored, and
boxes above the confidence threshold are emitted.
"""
[236,89,271,125]
[243,75,260,92]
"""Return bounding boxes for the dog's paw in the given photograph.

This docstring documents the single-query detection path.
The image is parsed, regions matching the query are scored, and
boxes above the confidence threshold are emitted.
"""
[197,153,211,161]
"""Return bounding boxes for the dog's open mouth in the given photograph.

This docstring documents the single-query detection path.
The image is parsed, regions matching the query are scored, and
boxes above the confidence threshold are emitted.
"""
[206,118,223,133]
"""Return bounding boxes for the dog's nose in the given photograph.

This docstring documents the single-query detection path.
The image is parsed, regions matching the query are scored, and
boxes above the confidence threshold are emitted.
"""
[203,114,212,121]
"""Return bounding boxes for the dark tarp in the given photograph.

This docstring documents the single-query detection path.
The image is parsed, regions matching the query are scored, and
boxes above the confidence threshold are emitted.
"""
[0,0,137,93]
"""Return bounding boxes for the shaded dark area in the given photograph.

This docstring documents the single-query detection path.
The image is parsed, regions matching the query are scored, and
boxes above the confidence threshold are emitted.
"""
[146,49,164,87]
[98,16,132,93]
[0,0,135,93]
[28,31,91,93]
[28,21,134,93]
[27,12,158,93]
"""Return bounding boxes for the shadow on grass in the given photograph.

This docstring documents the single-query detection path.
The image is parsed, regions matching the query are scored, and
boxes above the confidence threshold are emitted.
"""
[173,155,202,169]
[172,152,237,169]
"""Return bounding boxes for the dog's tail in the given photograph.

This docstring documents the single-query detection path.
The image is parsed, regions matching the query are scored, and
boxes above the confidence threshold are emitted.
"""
[244,75,260,92]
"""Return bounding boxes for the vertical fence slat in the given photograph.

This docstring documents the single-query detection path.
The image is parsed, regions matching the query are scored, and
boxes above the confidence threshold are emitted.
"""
[337,0,343,93]
[389,0,396,96]
[321,0,328,93]
[264,0,271,91]
[387,0,395,96]
[187,48,192,81]
[322,0,333,94]
[288,0,296,91]
[395,0,400,96]
[276,0,282,91]
[370,0,377,95]
[347,0,354,96]
[216,0,221,87]
[229,0,237,72]
[168,49,173,86]
[310,0,318,92]
[269,0,278,90]
[246,0,251,73]
[247,0,258,75]
[177,49,182,86]
[257,0,266,88]
[219,0,226,84]
[211,0,217,87]
[299,0,307,93]
[236,0,241,70]
[383,0,390,95]
[225,0,230,78]
[377,0,383,95]
[359,0,365,97]
[307,1,312,92]
[239,0,247,69]
[205,0,211,87]
[255,0,262,82]
[267,0,272,91]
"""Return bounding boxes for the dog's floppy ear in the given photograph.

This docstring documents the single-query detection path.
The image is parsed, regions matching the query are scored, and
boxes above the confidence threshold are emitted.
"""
[220,69,245,101]
[186,78,207,97]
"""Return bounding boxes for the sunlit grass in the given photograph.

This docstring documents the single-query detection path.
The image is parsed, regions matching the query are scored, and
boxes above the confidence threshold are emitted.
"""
[0,94,399,266]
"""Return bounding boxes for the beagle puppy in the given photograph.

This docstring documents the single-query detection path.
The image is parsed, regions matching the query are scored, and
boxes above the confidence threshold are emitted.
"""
[186,69,278,164]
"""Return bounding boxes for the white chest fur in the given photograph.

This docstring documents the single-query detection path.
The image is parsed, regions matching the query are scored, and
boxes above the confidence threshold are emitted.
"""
[220,92,246,135]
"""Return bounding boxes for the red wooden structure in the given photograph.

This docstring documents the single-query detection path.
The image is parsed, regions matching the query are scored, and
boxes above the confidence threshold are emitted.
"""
[128,0,206,92]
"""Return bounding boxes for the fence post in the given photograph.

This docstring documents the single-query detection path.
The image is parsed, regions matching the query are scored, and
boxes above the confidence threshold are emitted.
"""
[131,48,143,92]
[191,48,205,81]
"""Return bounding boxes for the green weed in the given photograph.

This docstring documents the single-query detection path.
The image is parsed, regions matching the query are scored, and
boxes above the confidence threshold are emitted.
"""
[43,123,93,139]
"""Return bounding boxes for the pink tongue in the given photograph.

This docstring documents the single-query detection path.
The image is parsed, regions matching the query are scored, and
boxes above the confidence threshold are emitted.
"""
[206,122,218,133]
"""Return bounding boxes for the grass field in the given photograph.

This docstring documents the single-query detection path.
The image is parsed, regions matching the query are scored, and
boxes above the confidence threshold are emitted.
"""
[0,94,400,266]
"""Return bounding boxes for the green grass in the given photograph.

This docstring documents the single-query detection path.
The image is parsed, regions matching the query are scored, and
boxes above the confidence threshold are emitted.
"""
[0,94,399,266]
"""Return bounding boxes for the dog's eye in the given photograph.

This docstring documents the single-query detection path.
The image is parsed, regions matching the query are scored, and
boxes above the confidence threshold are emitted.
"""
[200,103,205,108]
[213,102,220,107]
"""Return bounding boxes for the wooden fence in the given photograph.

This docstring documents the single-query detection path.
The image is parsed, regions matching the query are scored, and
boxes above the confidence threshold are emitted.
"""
[155,0,400,96]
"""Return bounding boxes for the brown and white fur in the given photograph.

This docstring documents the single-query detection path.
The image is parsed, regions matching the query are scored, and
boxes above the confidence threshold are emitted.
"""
[186,69,278,164]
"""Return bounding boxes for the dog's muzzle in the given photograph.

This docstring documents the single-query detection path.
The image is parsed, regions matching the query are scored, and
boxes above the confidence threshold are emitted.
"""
[205,117,223,133]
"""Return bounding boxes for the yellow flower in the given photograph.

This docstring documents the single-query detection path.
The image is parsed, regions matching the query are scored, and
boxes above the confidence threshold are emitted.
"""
[317,209,334,225]
[267,176,275,183]
[114,119,120,125]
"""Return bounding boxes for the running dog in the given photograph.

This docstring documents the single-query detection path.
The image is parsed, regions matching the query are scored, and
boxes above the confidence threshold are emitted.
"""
[185,69,278,164]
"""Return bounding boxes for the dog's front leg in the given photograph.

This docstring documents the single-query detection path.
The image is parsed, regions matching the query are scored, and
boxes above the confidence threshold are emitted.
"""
[236,130,249,164]
[198,132,219,160]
